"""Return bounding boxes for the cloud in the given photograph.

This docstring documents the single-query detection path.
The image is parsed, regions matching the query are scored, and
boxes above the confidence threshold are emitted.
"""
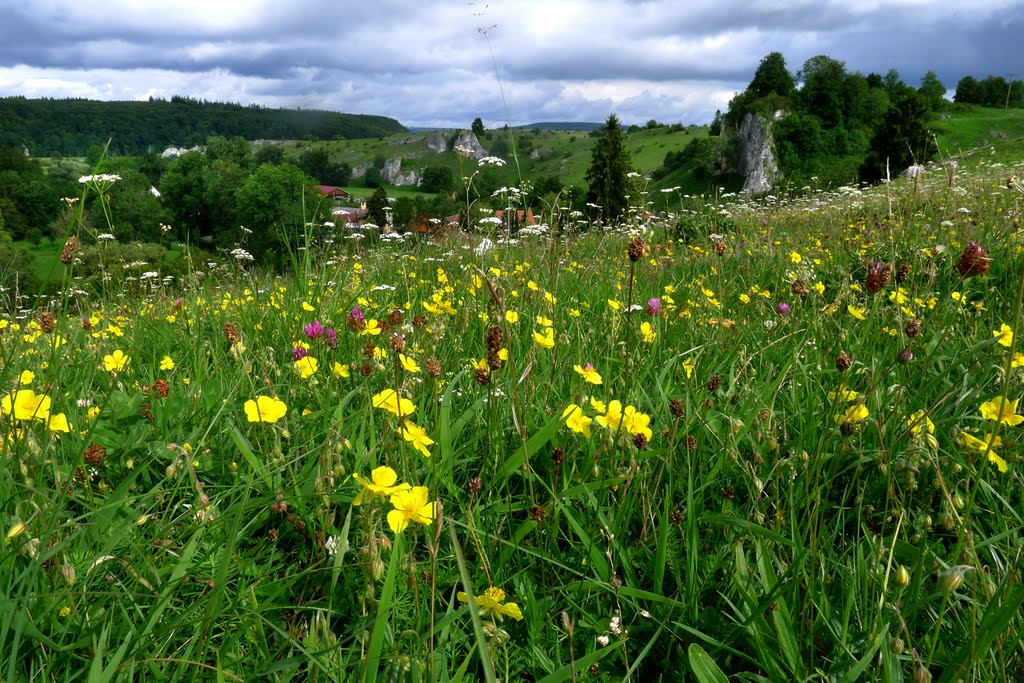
[0,0,1019,128]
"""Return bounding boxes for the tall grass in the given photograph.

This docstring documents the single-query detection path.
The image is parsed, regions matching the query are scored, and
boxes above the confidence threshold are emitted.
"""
[1,155,1022,681]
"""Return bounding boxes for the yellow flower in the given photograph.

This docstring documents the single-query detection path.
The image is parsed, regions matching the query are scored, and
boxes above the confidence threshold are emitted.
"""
[562,404,593,438]
[293,356,318,379]
[457,586,524,621]
[835,403,869,426]
[573,363,602,385]
[87,406,101,419]
[533,327,555,349]
[535,315,553,327]
[18,370,34,385]
[160,355,175,371]
[244,395,288,423]
[828,386,859,403]
[352,466,410,505]
[979,397,1023,426]
[48,413,71,433]
[1,389,51,422]
[906,410,935,436]
[505,310,519,324]
[595,400,623,431]
[387,486,435,533]
[790,251,802,263]
[739,293,751,304]
[302,301,315,312]
[400,354,420,374]
[103,349,130,372]
[623,405,652,440]
[332,362,350,378]
[961,432,1007,473]
[993,324,1013,348]
[682,358,695,379]
[402,422,434,457]
[847,305,866,320]
[640,321,656,343]
[589,396,606,414]
[1013,352,1024,369]
[813,282,825,294]
[362,319,382,336]
[372,389,416,417]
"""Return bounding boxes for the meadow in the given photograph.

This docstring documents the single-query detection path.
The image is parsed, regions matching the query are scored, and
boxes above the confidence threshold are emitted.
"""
[1,153,1023,682]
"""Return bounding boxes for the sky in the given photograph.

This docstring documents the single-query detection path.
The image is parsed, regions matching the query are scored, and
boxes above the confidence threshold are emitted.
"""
[0,0,1020,129]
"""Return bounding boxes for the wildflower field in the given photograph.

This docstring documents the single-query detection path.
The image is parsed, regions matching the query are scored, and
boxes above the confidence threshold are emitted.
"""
[2,158,1023,682]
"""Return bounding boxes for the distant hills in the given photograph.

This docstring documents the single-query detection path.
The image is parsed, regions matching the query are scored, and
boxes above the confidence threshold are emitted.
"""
[512,122,602,131]
[0,96,407,157]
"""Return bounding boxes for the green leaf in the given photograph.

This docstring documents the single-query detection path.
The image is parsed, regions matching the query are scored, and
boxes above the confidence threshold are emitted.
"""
[688,643,729,683]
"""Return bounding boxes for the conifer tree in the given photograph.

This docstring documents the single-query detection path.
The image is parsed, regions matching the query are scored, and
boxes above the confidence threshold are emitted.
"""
[584,114,633,224]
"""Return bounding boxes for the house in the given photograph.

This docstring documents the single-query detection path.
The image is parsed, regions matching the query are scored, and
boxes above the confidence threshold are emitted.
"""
[331,205,368,227]
[315,185,351,200]
[494,208,536,226]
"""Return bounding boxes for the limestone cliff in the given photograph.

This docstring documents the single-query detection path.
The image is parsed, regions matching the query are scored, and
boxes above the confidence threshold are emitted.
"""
[734,113,779,194]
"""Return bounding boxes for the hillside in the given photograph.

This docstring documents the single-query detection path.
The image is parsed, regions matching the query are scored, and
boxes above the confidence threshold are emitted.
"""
[0,96,407,157]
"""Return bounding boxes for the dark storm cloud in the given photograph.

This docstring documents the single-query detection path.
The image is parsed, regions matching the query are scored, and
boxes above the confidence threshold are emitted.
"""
[0,0,1019,127]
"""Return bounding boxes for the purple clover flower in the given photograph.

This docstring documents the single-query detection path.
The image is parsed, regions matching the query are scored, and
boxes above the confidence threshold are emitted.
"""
[646,297,662,317]
[292,346,309,361]
[777,301,791,316]
[304,320,325,340]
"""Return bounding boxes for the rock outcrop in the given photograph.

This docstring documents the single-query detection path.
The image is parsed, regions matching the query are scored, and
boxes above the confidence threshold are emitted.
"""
[735,113,779,195]
[451,131,488,159]
[426,131,448,153]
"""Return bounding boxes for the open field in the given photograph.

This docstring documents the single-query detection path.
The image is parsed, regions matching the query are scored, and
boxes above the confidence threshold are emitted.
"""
[2,143,1023,680]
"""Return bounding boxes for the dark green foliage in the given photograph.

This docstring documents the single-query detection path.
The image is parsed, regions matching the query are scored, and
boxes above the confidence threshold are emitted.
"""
[296,147,351,186]
[418,165,455,194]
[954,75,1023,107]
[254,144,285,166]
[859,92,938,183]
[954,76,983,104]
[918,71,948,112]
[748,52,795,100]
[363,167,385,189]
[233,163,318,264]
[366,186,389,228]
[584,114,634,223]
[798,55,850,128]
[0,96,407,156]
[471,117,485,138]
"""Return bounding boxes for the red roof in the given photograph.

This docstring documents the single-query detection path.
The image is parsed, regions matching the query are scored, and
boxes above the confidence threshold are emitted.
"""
[315,185,350,199]
[494,208,536,225]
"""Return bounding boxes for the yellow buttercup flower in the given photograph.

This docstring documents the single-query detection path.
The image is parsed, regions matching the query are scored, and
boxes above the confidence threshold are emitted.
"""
[573,363,602,385]
[387,486,435,533]
[332,362,350,378]
[294,356,318,379]
[1,389,51,422]
[160,355,175,371]
[18,370,34,385]
[103,349,130,372]
[48,413,72,433]
[595,400,623,431]
[352,466,410,505]
[682,358,695,379]
[372,389,416,417]
[961,432,1007,473]
[533,327,555,349]
[640,321,656,343]
[401,422,434,457]
[505,310,519,324]
[979,397,1023,426]
[847,305,866,320]
[457,586,524,621]
[244,395,288,423]
[906,410,935,436]
[993,324,1013,348]
[835,403,869,426]
[562,404,593,438]
[400,354,421,374]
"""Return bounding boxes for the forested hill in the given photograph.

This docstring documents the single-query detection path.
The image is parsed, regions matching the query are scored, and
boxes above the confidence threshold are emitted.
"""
[0,96,407,157]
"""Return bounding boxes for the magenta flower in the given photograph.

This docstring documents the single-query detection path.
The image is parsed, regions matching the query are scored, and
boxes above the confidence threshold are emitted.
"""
[324,328,338,347]
[646,297,662,317]
[292,346,309,361]
[777,302,791,316]
[346,306,366,331]
[304,320,325,340]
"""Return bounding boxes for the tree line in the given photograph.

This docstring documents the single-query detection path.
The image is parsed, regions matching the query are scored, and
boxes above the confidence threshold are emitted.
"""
[0,96,407,157]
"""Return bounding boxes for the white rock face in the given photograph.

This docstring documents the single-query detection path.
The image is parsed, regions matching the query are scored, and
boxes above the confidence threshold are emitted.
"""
[380,158,420,186]
[451,131,488,160]
[426,131,448,153]
[736,113,779,195]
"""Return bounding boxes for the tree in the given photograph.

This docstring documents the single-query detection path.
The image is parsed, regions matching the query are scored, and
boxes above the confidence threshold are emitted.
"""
[366,186,389,228]
[584,114,634,223]
[918,71,947,112]
[798,55,848,127]
[749,52,795,100]
[471,117,485,138]
[234,163,317,264]
[954,75,983,104]
[859,92,937,183]
[418,165,455,194]
[255,144,285,166]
